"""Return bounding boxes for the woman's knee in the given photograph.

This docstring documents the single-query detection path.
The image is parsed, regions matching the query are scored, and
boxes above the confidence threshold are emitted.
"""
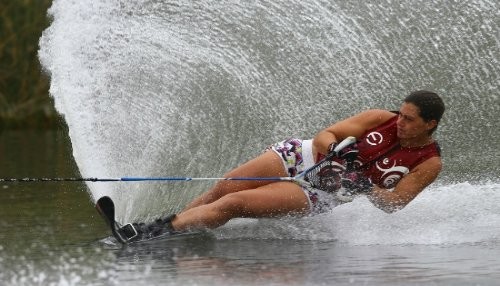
[211,192,247,217]
[209,180,235,198]
[210,179,253,199]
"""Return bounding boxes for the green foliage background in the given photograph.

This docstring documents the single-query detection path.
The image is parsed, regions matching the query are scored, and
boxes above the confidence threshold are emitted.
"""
[0,0,60,130]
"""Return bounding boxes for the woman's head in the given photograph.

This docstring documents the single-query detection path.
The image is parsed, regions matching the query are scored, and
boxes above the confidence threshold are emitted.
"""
[403,90,445,134]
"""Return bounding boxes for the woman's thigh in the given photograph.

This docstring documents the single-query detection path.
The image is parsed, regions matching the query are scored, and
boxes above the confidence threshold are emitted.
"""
[213,150,289,195]
[214,181,310,218]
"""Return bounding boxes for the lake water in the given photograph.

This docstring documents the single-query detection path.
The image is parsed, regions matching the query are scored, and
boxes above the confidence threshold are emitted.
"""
[1,130,499,285]
[5,0,500,284]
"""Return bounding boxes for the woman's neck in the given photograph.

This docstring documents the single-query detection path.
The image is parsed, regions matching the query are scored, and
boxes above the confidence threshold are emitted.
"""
[399,136,433,148]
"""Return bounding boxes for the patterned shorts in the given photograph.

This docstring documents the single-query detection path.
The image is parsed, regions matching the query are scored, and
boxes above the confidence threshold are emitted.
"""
[268,138,342,214]
[268,138,307,177]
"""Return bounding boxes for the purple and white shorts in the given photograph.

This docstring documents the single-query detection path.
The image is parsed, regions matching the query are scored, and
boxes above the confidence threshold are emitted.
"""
[268,138,342,213]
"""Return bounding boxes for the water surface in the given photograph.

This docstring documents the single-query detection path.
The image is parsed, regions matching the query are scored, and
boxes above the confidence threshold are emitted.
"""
[4,0,500,284]
[1,131,500,285]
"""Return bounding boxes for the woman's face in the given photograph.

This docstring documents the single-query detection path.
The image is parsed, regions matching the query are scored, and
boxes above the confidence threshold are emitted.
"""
[396,102,437,139]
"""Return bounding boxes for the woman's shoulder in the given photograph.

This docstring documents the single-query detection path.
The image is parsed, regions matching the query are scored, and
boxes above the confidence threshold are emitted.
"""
[353,109,397,128]
[358,109,397,118]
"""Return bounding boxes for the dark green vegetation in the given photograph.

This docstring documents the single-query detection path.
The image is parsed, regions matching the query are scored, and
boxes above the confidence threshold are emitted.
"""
[0,0,61,130]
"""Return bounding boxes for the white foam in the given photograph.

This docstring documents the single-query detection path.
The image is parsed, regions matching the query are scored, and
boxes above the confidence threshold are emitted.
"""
[39,0,500,225]
[214,182,500,245]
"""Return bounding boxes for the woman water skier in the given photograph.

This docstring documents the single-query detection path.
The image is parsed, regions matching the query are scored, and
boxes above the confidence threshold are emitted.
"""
[116,90,445,242]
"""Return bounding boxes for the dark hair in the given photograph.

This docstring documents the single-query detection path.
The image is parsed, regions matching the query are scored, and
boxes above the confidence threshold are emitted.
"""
[404,90,445,133]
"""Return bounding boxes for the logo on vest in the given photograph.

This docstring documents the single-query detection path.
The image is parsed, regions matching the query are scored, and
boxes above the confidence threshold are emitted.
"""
[376,158,409,188]
[366,131,383,146]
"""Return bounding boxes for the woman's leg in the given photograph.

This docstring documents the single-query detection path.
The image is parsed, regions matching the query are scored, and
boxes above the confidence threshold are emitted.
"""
[182,150,288,211]
[172,181,310,232]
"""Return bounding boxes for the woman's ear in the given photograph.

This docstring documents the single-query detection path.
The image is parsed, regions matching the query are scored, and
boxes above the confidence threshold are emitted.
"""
[426,119,438,131]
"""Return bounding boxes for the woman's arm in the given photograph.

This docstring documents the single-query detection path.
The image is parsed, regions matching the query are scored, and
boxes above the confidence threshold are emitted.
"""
[367,156,443,213]
[312,109,396,155]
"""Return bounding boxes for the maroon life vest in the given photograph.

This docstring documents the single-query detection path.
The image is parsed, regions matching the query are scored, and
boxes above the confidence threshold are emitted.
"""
[318,115,441,189]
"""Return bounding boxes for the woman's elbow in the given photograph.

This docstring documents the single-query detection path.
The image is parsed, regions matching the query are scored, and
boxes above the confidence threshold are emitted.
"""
[367,192,411,213]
